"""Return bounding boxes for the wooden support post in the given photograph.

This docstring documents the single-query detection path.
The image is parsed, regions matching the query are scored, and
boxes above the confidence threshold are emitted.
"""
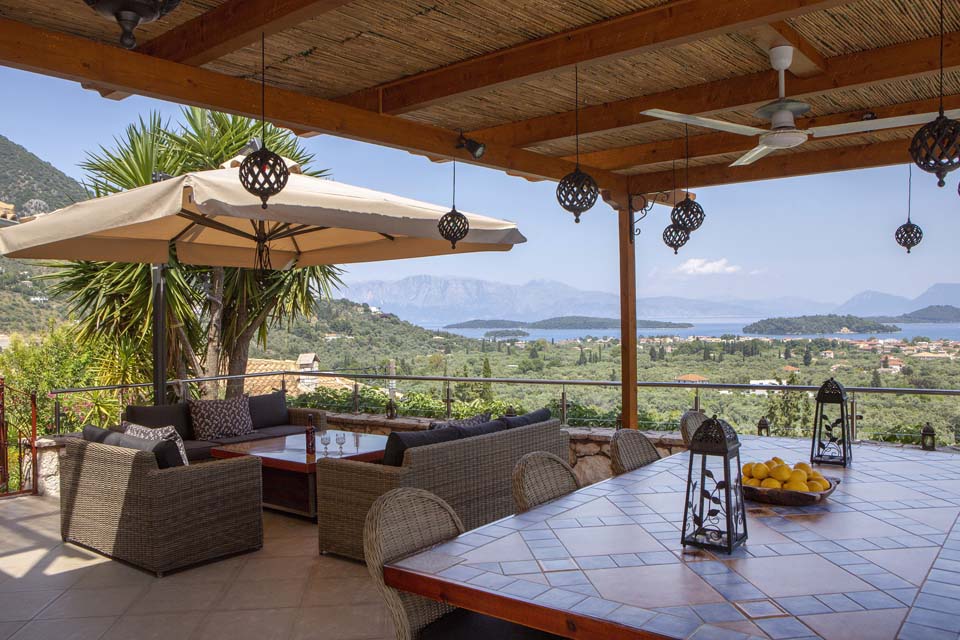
[617,203,638,430]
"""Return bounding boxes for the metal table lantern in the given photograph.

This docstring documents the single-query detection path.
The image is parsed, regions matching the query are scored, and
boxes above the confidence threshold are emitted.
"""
[810,378,852,467]
[681,416,748,554]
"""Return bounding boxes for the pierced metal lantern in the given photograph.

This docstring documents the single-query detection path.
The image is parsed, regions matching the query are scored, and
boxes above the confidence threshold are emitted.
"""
[921,423,936,451]
[663,224,690,254]
[810,378,852,467]
[895,220,923,253]
[757,417,770,437]
[239,146,290,209]
[909,113,960,187]
[681,416,748,554]
[670,195,705,232]
[556,167,599,223]
[438,207,469,249]
[84,0,180,49]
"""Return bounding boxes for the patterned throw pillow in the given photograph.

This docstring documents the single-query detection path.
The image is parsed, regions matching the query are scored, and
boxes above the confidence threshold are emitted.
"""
[123,422,189,466]
[428,412,492,430]
[188,396,253,441]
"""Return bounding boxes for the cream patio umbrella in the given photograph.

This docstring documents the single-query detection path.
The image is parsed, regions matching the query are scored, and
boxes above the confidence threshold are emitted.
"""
[0,158,526,400]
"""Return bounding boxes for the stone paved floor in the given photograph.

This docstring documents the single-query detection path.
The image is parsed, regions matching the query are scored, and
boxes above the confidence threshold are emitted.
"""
[0,497,394,640]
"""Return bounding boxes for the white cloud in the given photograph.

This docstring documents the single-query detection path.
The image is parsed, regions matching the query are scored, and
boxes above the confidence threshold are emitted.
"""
[674,258,742,276]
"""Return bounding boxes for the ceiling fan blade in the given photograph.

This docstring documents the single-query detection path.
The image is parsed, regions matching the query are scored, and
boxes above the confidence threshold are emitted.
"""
[730,145,777,167]
[641,109,767,137]
[809,109,960,138]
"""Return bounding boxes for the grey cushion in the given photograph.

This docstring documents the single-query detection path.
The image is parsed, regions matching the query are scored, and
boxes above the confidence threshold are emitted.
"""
[212,432,276,446]
[382,427,461,467]
[189,396,253,441]
[249,392,288,430]
[183,440,217,462]
[124,423,188,466]
[254,424,308,438]
[124,402,193,441]
[452,419,507,439]
[420,609,562,640]
[429,412,491,431]
[501,408,551,429]
[82,425,184,469]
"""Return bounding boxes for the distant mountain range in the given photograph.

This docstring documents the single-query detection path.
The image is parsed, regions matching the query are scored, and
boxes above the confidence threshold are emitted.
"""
[340,276,960,326]
[871,305,960,324]
[445,316,693,330]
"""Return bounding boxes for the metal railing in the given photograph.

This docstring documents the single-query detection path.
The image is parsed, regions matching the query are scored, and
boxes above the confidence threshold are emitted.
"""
[43,370,960,445]
[0,378,38,497]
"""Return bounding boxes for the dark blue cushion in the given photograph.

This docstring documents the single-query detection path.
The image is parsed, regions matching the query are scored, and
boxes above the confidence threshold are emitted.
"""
[248,392,288,430]
[452,419,508,439]
[382,427,462,467]
[501,408,552,429]
[82,425,184,469]
[125,402,193,441]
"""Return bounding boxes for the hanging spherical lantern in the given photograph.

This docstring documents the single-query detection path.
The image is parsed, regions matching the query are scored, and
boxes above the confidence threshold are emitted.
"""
[556,167,599,223]
[670,195,705,232]
[663,224,689,254]
[84,0,181,49]
[438,207,469,249]
[895,220,923,254]
[239,146,290,209]
[909,113,960,187]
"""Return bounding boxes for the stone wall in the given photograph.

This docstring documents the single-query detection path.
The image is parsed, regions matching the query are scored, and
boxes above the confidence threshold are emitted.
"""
[565,428,687,486]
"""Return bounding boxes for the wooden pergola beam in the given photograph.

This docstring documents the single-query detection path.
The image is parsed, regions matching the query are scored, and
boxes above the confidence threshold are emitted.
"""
[572,95,959,170]
[0,18,627,195]
[91,0,354,100]
[628,139,908,194]
[471,30,960,148]
[745,20,827,78]
[336,0,849,115]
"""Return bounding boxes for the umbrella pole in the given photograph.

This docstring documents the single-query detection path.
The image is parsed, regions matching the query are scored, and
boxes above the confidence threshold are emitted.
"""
[151,264,168,406]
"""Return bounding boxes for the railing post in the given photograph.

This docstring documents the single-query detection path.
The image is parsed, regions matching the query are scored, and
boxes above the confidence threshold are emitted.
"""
[53,395,62,435]
[560,385,567,426]
[693,388,701,412]
[352,381,360,414]
[850,393,858,442]
[29,392,38,495]
[444,382,453,419]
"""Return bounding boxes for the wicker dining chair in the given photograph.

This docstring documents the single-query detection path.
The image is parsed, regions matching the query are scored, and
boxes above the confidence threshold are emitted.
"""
[364,488,561,640]
[679,409,709,446]
[511,451,580,512]
[610,429,661,475]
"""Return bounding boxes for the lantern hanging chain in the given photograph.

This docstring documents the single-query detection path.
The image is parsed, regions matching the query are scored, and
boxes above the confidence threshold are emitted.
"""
[574,65,580,167]
[452,157,457,210]
[907,163,913,223]
[684,123,690,198]
[261,32,266,145]
[939,0,945,115]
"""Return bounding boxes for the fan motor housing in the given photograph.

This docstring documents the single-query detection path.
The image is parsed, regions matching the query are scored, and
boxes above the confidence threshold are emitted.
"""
[760,129,808,149]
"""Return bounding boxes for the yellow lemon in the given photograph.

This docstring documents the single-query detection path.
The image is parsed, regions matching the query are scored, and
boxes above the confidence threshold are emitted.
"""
[752,463,770,480]
[765,460,778,470]
[783,481,811,492]
[742,463,755,479]
[744,477,760,487]
[807,480,828,492]
[789,469,808,484]
[772,456,786,466]
[794,462,813,474]
[760,478,782,489]
[771,465,793,483]
[809,471,825,482]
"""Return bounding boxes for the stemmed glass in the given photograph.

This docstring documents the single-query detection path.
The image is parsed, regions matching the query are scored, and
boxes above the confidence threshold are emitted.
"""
[320,432,331,457]
[336,432,346,456]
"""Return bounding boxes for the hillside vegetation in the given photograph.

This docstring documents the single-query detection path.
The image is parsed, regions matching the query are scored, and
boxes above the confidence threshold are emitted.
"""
[873,305,960,324]
[0,135,87,212]
[743,315,900,335]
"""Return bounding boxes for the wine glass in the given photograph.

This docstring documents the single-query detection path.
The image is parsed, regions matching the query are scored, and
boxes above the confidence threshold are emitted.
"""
[335,432,346,456]
[320,432,331,456]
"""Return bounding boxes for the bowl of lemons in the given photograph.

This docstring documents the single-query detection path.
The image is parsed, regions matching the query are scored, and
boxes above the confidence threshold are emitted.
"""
[740,458,840,506]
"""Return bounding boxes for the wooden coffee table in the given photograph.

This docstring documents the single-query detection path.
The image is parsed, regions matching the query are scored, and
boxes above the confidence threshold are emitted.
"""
[211,430,388,519]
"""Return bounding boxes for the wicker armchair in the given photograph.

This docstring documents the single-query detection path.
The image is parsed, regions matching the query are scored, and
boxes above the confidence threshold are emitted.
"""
[610,429,661,475]
[60,439,263,576]
[679,409,709,446]
[364,488,560,640]
[512,451,580,512]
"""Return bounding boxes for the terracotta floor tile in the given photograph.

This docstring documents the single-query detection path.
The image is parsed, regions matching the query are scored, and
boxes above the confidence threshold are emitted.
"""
[800,607,908,640]
[889,508,960,533]
[193,608,298,640]
[857,547,940,586]
[8,616,116,640]
[556,525,664,556]
[217,578,308,610]
[101,612,204,640]
[126,581,225,614]
[785,512,908,540]
[839,482,931,503]
[291,604,392,640]
[726,555,871,598]
[742,520,792,546]
[237,556,319,582]
[587,564,725,608]
[0,623,21,640]
[301,577,381,607]
[37,585,144,619]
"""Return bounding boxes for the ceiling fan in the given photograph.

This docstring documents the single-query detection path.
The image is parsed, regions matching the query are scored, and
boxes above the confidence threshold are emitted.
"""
[642,45,960,166]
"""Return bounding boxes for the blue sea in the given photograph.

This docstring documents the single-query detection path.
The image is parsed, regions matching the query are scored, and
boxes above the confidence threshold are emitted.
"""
[436,318,960,342]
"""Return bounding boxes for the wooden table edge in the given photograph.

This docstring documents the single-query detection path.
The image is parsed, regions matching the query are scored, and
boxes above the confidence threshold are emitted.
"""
[209,445,315,474]
[382,565,672,640]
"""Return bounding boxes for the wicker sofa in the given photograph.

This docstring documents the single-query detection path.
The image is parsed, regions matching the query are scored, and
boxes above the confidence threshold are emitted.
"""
[60,438,263,576]
[317,417,568,560]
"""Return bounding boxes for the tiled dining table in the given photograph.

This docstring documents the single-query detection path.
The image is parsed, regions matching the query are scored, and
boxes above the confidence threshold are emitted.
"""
[384,436,960,640]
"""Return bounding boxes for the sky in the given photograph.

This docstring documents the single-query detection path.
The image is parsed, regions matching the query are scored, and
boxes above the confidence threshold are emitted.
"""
[1,67,959,305]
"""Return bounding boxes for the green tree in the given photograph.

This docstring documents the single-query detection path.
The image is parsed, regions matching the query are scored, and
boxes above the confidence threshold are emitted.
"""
[648,346,657,361]
[480,357,494,402]
[803,347,813,366]
[765,373,810,436]
[871,369,883,388]
[46,109,342,398]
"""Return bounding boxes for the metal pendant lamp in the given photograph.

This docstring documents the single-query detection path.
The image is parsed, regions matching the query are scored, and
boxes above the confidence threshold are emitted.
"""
[84,0,180,49]
[556,66,599,223]
[239,33,290,211]
[438,158,469,249]
[670,125,705,232]
[663,160,691,254]
[909,0,960,187]
[895,164,923,253]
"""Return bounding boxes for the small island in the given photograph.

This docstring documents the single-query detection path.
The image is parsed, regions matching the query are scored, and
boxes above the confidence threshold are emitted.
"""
[446,316,693,330]
[484,329,530,339]
[871,305,960,324]
[743,314,900,335]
